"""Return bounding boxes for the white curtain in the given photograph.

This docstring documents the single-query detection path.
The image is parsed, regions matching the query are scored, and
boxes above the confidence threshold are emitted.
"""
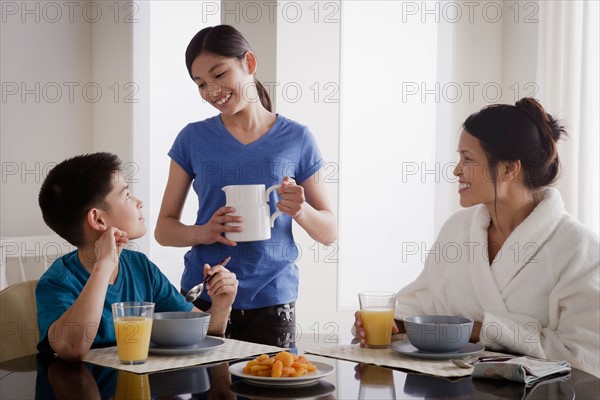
[537,0,599,235]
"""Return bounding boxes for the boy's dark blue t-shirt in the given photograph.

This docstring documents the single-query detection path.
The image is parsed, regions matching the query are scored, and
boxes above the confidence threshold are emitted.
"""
[35,249,193,352]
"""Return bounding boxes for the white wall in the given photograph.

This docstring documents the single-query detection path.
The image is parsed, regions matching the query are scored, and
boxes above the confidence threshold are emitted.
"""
[145,1,221,285]
[91,7,134,167]
[1,3,93,236]
[275,0,346,334]
[1,0,135,238]
[338,1,438,314]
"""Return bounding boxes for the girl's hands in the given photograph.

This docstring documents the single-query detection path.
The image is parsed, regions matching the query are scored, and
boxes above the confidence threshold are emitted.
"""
[204,262,238,312]
[200,206,242,246]
[276,176,305,218]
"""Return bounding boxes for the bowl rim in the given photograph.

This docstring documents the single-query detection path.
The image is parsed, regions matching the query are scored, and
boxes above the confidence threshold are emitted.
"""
[403,315,473,325]
[153,311,211,320]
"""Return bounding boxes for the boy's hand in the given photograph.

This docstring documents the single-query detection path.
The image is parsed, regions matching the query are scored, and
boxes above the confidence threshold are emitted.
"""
[94,227,128,269]
[204,262,238,312]
[277,177,304,218]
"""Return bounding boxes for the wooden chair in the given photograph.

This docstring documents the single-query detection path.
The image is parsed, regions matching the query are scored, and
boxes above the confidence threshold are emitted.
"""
[0,280,39,362]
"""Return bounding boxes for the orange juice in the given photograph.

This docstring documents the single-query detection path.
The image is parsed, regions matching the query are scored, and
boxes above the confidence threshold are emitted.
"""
[115,371,151,400]
[360,307,395,348]
[114,316,153,364]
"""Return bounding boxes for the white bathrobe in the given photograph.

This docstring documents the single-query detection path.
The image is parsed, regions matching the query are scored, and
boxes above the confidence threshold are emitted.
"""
[396,187,600,377]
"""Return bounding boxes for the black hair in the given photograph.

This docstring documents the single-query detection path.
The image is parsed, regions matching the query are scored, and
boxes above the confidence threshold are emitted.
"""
[185,24,272,112]
[38,152,121,246]
[463,98,566,234]
[463,97,566,189]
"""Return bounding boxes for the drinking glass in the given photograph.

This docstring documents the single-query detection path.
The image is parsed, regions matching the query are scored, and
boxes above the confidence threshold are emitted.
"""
[111,302,155,365]
[358,291,396,349]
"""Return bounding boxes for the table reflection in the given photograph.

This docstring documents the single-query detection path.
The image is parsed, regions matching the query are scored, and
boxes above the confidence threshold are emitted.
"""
[115,371,150,399]
[37,355,233,400]
[355,363,396,399]
[1,352,597,400]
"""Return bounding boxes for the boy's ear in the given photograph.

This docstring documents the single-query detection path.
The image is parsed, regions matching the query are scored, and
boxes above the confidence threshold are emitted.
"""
[86,208,108,232]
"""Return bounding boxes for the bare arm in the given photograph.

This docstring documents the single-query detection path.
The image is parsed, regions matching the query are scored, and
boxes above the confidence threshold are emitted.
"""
[49,228,128,360]
[155,160,242,247]
[277,171,337,244]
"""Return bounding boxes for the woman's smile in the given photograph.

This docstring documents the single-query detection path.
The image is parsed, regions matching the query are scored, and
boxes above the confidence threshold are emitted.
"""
[458,182,471,193]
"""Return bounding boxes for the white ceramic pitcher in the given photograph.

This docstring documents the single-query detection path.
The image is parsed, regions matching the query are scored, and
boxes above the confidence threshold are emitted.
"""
[222,184,282,242]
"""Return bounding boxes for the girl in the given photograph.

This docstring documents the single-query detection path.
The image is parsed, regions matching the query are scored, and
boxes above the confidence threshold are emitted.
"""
[156,25,337,347]
[354,98,599,377]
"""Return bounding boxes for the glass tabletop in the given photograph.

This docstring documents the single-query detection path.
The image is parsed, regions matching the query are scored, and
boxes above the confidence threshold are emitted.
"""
[1,337,598,400]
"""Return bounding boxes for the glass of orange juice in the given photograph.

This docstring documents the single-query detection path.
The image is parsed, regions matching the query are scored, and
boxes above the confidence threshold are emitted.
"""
[358,292,396,348]
[111,302,155,365]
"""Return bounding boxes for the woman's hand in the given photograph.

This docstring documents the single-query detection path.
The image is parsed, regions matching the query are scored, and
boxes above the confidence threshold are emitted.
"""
[199,206,243,246]
[354,311,399,348]
[276,177,305,218]
[470,321,482,342]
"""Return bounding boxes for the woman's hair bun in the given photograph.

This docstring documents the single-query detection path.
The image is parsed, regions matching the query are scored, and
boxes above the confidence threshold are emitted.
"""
[463,97,567,189]
[515,97,565,144]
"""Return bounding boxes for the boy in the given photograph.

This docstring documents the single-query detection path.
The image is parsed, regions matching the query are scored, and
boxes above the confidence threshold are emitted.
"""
[36,152,238,360]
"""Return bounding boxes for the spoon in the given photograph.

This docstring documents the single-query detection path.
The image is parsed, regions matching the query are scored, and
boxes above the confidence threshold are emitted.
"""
[451,358,475,369]
[452,355,515,369]
[185,256,231,302]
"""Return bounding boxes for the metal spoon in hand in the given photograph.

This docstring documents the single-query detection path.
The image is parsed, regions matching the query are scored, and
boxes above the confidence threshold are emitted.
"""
[185,256,231,302]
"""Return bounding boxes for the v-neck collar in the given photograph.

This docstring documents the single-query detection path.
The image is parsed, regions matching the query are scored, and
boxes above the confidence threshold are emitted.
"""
[467,188,563,310]
[213,114,281,149]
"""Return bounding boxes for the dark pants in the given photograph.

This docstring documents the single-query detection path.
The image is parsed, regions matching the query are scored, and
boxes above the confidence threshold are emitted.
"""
[180,290,297,348]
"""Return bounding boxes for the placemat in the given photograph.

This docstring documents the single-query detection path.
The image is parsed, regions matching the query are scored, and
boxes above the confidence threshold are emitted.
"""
[304,338,506,378]
[82,337,283,374]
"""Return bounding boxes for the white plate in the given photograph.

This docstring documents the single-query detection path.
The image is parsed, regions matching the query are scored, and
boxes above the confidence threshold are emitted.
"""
[149,336,224,355]
[391,342,485,360]
[228,360,335,387]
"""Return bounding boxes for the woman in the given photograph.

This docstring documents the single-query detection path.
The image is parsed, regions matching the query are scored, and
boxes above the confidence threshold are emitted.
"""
[355,98,599,377]
[155,25,337,347]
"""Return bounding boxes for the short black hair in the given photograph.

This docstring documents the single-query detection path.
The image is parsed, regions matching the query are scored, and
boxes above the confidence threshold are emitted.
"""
[39,152,121,246]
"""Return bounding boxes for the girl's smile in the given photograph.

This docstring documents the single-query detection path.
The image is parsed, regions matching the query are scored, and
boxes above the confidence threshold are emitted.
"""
[190,52,257,116]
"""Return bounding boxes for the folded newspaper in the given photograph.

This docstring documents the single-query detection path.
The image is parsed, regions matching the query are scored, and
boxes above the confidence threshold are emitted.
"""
[472,356,571,384]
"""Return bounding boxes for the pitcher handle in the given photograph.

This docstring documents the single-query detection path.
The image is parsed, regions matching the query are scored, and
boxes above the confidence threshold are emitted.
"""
[266,184,282,228]
[270,210,283,228]
[265,184,281,198]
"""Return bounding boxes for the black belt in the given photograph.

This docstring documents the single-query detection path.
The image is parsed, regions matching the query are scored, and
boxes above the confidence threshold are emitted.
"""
[229,302,295,318]
[181,289,294,319]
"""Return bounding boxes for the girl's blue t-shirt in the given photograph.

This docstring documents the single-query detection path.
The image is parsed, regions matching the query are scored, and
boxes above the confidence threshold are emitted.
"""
[35,249,193,352]
[168,114,324,309]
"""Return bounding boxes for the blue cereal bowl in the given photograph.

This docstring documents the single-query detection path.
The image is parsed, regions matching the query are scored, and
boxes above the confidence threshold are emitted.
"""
[404,315,473,353]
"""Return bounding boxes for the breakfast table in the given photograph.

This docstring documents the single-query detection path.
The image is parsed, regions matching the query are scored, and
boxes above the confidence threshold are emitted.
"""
[1,334,598,399]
